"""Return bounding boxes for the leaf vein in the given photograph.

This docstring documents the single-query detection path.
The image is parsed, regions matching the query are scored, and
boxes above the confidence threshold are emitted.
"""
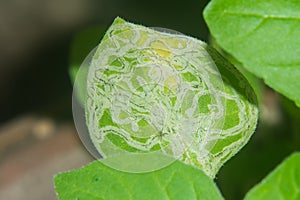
[222,10,300,20]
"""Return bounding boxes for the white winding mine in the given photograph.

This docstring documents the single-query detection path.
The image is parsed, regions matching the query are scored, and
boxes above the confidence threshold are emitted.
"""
[85,17,258,177]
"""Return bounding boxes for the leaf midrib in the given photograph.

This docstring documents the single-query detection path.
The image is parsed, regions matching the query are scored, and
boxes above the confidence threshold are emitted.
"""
[221,10,300,20]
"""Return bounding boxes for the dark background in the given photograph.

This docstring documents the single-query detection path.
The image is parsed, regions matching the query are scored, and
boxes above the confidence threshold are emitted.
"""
[1,0,299,199]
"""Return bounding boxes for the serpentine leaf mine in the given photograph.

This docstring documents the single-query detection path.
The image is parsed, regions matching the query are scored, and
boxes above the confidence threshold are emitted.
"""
[82,17,258,178]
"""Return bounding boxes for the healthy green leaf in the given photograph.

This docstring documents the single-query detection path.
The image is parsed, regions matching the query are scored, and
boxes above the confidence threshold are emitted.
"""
[204,0,300,107]
[84,17,259,177]
[54,157,224,200]
[245,153,300,200]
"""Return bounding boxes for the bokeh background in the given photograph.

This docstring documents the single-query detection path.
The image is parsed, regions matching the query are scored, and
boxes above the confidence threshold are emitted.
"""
[0,0,299,199]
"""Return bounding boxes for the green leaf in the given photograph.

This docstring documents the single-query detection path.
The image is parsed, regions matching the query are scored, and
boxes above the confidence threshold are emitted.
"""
[209,36,263,104]
[54,157,224,200]
[204,0,300,107]
[85,17,259,178]
[245,152,300,200]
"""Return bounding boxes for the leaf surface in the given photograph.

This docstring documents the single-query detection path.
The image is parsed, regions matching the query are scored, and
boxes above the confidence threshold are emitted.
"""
[204,0,300,107]
[54,158,223,200]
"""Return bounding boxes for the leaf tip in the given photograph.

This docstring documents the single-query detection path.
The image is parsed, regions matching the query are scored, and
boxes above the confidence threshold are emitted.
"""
[113,16,126,25]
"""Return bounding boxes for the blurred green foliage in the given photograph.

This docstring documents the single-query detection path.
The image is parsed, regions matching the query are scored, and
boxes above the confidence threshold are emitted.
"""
[69,26,105,105]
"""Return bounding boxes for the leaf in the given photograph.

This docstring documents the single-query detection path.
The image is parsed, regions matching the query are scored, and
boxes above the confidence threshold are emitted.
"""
[54,156,224,200]
[204,0,300,107]
[209,36,263,104]
[245,152,300,200]
[85,17,259,178]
